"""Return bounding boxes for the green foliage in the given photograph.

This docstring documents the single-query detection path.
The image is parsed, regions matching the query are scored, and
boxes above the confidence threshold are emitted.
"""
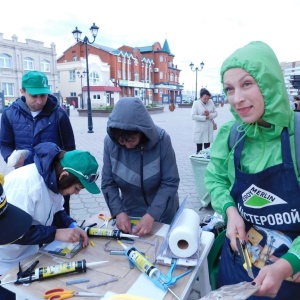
[146,103,157,108]
[93,105,114,110]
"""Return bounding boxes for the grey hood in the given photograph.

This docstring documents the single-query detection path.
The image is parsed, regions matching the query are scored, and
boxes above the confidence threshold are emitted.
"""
[107,97,159,149]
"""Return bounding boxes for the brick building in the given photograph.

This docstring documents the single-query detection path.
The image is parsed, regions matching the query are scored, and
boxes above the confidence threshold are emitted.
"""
[57,39,183,106]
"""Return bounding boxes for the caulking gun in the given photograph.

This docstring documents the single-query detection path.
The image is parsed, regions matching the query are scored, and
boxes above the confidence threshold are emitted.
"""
[86,227,139,240]
[117,240,192,299]
[0,259,107,285]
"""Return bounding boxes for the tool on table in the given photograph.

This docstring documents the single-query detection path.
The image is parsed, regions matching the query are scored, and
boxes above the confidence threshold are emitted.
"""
[66,278,90,285]
[0,260,108,286]
[44,288,103,299]
[16,260,39,283]
[236,235,254,279]
[117,240,192,300]
[98,213,113,228]
[87,277,119,289]
[86,227,139,240]
[79,220,86,228]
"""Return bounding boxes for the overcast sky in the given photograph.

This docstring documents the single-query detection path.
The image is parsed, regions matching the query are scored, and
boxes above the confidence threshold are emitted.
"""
[2,0,300,94]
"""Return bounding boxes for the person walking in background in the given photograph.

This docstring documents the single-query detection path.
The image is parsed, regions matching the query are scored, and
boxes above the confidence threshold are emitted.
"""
[191,88,218,154]
[101,97,180,237]
[205,41,300,299]
[0,71,75,214]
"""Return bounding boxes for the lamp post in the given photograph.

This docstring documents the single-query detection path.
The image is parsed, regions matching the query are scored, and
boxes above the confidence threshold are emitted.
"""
[72,23,99,133]
[189,61,205,100]
[77,70,86,109]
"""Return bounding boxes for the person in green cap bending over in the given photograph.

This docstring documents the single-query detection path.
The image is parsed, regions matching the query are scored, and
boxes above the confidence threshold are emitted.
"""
[0,142,100,275]
[0,70,75,214]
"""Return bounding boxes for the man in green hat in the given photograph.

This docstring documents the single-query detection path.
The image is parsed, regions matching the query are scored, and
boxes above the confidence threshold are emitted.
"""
[0,70,76,214]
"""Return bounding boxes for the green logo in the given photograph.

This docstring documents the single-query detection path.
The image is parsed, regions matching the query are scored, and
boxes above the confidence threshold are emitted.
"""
[242,184,287,208]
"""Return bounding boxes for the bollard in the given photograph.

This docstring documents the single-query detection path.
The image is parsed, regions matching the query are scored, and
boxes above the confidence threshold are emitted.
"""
[66,104,70,117]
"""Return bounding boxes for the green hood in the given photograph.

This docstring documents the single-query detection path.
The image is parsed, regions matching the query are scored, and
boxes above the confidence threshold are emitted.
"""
[221,41,291,128]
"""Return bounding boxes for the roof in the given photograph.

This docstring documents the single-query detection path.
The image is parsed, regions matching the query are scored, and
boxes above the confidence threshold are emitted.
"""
[162,39,172,55]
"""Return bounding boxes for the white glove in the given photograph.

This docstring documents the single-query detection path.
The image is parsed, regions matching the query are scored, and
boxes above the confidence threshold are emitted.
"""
[7,150,30,168]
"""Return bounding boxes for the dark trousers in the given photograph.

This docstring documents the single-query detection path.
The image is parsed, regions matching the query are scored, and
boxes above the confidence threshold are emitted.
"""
[196,143,210,153]
[218,237,300,300]
[0,287,15,300]
[63,195,70,215]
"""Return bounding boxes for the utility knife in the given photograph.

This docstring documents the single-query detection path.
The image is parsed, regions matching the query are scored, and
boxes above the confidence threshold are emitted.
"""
[236,235,254,279]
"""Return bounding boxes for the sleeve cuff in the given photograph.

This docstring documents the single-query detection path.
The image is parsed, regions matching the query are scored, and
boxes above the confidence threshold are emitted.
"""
[68,222,78,228]
[282,252,300,274]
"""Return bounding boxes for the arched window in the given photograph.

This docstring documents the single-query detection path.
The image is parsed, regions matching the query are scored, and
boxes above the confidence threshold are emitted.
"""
[41,60,50,72]
[23,57,34,70]
[0,53,12,68]
[89,71,100,85]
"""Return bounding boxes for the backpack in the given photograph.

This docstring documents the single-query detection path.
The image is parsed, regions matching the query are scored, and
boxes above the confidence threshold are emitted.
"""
[229,112,300,172]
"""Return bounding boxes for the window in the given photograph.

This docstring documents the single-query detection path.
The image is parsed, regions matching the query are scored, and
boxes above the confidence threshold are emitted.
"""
[69,70,76,81]
[170,73,174,81]
[118,69,121,79]
[23,57,34,70]
[89,71,100,85]
[134,72,139,81]
[118,57,121,62]
[2,82,14,97]
[72,56,78,61]
[93,94,101,100]
[160,55,163,62]
[70,92,76,96]
[0,54,12,68]
[160,71,163,80]
[41,60,50,72]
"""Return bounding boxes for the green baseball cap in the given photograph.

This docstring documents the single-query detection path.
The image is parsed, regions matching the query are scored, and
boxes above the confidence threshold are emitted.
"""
[22,71,51,95]
[60,150,101,194]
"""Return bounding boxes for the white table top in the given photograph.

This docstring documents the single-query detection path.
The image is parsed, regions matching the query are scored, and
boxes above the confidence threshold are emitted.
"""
[1,215,214,300]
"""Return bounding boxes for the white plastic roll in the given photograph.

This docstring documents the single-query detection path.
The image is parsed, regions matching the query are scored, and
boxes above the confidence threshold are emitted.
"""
[168,208,200,257]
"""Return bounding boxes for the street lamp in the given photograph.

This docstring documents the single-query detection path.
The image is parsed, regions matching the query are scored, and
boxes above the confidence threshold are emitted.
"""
[77,70,86,109]
[72,23,99,133]
[189,61,205,100]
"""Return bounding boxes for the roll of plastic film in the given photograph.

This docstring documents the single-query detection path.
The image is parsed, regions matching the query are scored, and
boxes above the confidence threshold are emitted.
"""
[168,208,200,257]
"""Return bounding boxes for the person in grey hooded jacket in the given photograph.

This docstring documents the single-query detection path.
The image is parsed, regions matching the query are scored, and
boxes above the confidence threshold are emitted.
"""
[101,97,180,236]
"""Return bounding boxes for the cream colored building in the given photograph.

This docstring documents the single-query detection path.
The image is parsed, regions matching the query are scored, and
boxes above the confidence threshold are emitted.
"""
[0,33,57,103]
[57,54,121,109]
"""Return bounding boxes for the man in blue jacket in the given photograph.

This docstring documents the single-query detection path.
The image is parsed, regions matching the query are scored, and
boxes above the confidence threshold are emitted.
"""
[0,71,75,214]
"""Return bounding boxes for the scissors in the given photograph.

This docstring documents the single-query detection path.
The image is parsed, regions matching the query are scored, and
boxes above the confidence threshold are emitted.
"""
[98,213,112,228]
[44,288,102,299]
[236,235,254,279]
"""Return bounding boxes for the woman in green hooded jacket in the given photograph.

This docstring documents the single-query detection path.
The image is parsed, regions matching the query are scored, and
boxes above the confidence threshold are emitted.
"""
[205,41,300,299]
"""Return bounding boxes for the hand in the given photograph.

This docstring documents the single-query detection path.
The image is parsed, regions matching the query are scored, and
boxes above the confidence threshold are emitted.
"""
[133,213,154,236]
[253,259,293,298]
[203,110,209,116]
[55,227,89,247]
[226,206,247,251]
[116,212,132,234]
[14,154,26,168]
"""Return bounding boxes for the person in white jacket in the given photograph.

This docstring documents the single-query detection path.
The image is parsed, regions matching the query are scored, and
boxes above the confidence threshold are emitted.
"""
[191,88,218,154]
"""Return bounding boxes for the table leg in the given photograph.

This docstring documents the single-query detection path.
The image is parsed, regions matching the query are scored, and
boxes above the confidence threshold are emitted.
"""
[192,258,212,297]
